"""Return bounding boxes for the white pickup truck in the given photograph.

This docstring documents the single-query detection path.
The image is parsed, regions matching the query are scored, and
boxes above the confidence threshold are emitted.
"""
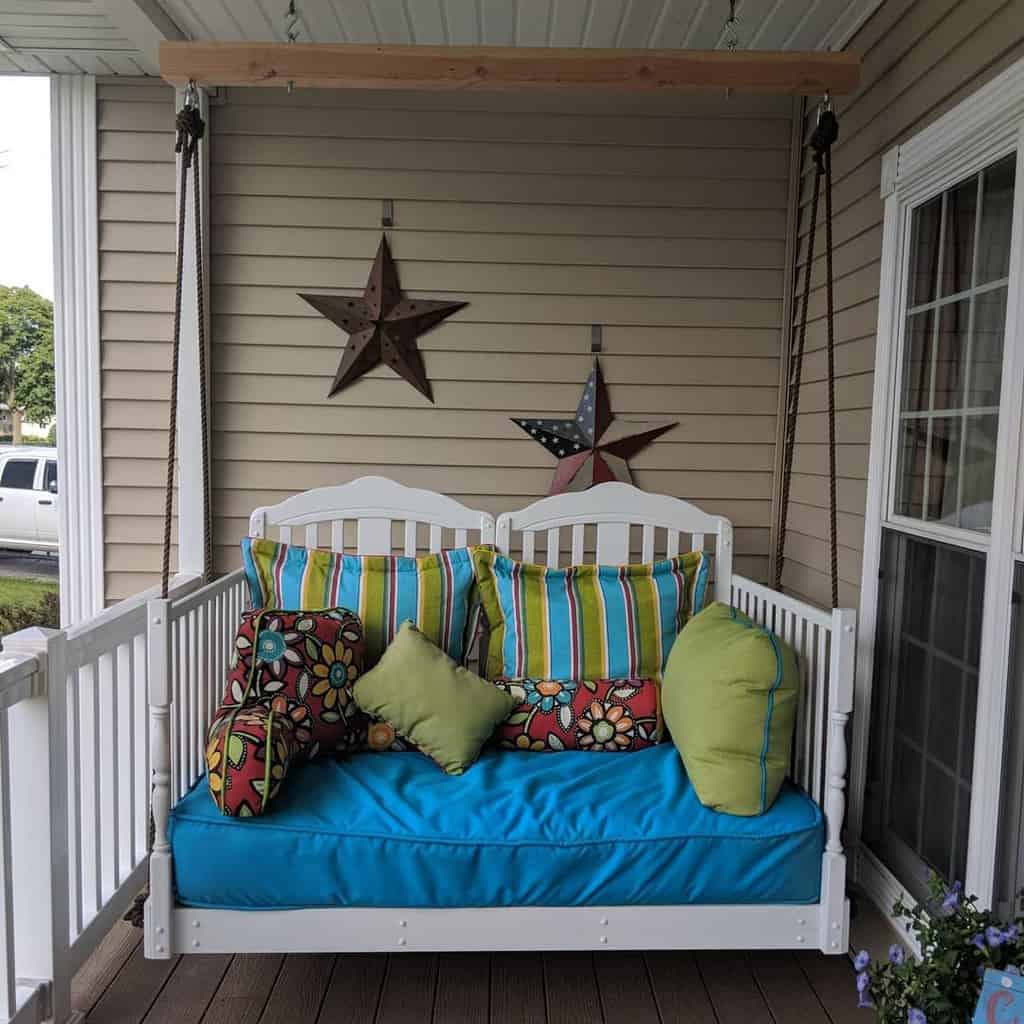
[0,446,58,553]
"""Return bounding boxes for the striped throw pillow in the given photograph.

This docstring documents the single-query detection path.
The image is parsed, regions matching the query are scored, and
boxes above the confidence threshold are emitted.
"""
[473,547,709,682]
[241,538,480,667]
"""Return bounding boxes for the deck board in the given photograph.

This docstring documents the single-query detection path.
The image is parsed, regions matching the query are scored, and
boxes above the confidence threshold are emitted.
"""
[200,954,284,1024]
[317,953,387,1023]
[73,923,858,1024]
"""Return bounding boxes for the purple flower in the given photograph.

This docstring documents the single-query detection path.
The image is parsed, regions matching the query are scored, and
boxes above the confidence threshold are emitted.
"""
[941,881,962,913]
[908,1009,927,1024]
[853,949,870,972]
[888,943,905,965]
[987,926,1006,948]
[857,991,874,1010]
[856,971,870,993]
[1004,925,1021,944]
[972,933,986,950]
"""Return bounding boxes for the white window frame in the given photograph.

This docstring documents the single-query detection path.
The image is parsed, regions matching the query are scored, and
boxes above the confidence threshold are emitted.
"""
[854,55,1024,915]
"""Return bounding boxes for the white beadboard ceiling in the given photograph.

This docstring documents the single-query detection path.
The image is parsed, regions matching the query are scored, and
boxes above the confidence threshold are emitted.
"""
[0,0,883,76]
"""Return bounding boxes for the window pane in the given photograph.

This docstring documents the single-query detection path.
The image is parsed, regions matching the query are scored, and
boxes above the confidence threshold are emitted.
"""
[909,195,942,307]
[933,300,969,409]
[925,416,961,524]
[43,461,56,492]
[0,459,37,490]
[968,287,1007,407]
[959,415,998,531]
[896,419,927,519]
[978,153,1017,284]
[864,531,985,897]
[940,177,978,298]
[902,311,934,412]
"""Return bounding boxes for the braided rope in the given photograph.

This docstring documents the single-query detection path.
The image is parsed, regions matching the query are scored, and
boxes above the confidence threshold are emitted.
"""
[774,105,840,609]
[127,97,207,929]
[824,147,839,610]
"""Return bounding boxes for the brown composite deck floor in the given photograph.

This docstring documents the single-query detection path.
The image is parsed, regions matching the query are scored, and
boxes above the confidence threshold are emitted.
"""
[74,920,864,1024]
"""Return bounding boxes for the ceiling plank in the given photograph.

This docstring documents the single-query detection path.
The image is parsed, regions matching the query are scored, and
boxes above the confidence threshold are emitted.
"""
[160,39,861,93]
[92,0,185,72]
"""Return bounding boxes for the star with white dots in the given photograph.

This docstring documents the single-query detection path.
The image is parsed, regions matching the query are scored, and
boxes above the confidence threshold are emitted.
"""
[511,357,677,495]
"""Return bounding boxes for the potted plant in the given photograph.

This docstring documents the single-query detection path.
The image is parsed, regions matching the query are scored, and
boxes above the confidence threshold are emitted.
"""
[854,876,1024,1022]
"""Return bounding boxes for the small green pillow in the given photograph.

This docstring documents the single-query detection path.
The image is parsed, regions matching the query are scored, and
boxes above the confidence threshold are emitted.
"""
[352,620,517,775]
[662,602,799,816]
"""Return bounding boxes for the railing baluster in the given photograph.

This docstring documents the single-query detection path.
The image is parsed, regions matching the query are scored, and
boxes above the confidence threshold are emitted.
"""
[522,530,535,563]
[404,521,417,556]
[0,708,17,1019]
[571,524,584,564]
[137,631,149,863]
[454,528,467,548]
[190,609,199,787]
[108,650,120,888]
[814,626,829,803]
[89,660,102,916]
[331,519,345,553]
[691,532,704,554]
[666,529,680,558]
[305,523,318,548]
[126,638,137,870]
[429,524,442,553]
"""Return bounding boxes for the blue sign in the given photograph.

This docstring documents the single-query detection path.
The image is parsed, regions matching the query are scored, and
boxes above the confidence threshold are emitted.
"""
[974,969,1024,1023]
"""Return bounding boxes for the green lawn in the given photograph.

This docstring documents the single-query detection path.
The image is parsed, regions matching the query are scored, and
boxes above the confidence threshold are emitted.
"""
[0,576,60,633]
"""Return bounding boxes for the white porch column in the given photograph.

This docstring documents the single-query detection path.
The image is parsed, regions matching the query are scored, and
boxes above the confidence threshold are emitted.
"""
[51,76,103,625]
[173,86,211,579]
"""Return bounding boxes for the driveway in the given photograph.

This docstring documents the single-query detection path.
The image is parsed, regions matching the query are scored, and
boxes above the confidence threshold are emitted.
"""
[0,552,58,581]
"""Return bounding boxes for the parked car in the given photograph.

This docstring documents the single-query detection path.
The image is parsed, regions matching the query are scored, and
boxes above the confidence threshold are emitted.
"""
[0,446,58,553]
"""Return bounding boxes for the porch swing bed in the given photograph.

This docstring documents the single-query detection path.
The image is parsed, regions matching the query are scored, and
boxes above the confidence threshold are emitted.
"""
[144,477,854,958]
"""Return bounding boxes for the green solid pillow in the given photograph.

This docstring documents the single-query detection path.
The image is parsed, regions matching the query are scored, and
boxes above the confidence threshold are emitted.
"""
[352,620,517,775]
[662,601,799,816]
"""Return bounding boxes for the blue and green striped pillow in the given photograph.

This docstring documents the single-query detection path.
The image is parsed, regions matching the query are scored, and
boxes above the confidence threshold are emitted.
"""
[241,537,479,667]
[473,548,709,682]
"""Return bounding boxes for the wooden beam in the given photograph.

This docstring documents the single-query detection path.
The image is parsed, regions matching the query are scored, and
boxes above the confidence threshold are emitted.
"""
[160,41,860,95]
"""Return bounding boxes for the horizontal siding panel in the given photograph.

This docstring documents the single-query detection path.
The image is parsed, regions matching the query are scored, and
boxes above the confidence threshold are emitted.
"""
[211,105,792,149]
[106,343,779,387]
[103,459,773,500]
[107,372,781,414]
[205,285,782,327]
[204,225,786,270]
[209,195,790,239]
[211,164,790,209]
[105,407,776,443]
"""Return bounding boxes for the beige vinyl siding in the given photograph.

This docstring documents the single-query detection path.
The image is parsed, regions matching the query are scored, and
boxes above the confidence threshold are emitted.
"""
[202,87,793,585]
[779,0,1024,610]
[98,79,177,603]
[96,84,793,600]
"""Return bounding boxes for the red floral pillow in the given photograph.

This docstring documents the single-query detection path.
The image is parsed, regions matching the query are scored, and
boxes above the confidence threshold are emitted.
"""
[221,608,367,759]
[491,677,662,753]
[205,705,301,817]
[206,607,366,816]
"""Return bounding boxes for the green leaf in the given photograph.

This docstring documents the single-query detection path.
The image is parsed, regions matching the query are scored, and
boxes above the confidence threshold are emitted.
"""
[505,712,530,726]
[226,733,246,767]
[305,637,320,661]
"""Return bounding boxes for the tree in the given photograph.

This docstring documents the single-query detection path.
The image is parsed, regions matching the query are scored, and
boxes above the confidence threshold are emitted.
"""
[0,285,55,441]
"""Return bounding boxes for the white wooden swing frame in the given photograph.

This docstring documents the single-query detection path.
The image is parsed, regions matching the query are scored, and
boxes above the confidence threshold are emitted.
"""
[143,476,854,959]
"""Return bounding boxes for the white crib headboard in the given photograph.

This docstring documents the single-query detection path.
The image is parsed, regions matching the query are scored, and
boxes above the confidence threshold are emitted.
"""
[495,482,734,604]
[248,476,495,555]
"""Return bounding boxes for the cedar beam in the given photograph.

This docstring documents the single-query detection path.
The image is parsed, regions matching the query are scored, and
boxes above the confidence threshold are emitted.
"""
[160,41,860,95]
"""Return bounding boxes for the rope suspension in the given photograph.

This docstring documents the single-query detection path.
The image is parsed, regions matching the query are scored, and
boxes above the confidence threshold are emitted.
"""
[126,84,210,929]
[775,95,841,609]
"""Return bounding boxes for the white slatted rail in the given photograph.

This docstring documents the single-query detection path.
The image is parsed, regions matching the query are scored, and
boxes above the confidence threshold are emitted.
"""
[495,482,732,602]
[248,476,496,555]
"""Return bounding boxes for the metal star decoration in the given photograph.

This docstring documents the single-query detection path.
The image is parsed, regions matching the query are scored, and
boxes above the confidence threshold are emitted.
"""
[513,358,677,495]
[299,234,466,402]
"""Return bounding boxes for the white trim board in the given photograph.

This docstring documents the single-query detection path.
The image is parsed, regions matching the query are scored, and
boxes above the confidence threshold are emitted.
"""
[855,53,1024,909]
[50,75,104,627]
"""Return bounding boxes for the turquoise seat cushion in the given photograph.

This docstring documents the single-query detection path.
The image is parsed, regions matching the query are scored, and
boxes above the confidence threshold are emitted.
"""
[169,745,823,910]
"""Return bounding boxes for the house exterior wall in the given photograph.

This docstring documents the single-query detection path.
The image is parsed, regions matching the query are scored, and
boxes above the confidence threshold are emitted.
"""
[779,0,1024,610]
[97,79,177,603]
[98,82,795,601]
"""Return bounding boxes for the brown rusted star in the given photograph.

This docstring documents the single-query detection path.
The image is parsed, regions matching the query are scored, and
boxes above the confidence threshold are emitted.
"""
[299,234,466,402]
[513,358,676,495]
